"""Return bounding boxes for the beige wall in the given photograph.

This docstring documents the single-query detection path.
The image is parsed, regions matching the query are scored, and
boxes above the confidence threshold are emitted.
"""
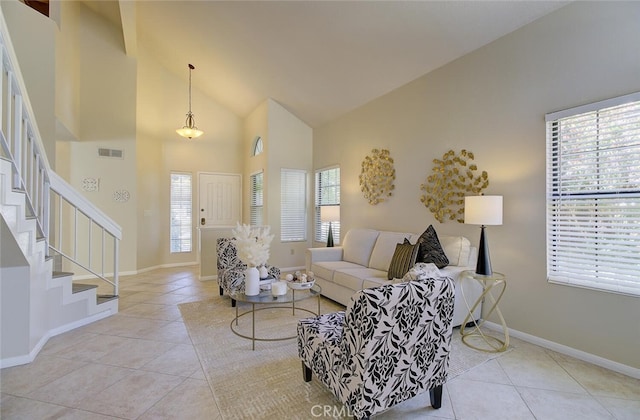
[267,100,313,268]
[243,99,313,270]
[313,2,640,369]
[7,0,638,369]
[54,0,81,142]
[157,75,244,268]
[59,3,138,273]
[49,2,244,272]
[243,99,269,226]
[135,47,163,270]
[2,0,57,165]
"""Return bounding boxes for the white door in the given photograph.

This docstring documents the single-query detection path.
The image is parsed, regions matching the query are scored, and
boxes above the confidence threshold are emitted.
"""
[198,173,241,227]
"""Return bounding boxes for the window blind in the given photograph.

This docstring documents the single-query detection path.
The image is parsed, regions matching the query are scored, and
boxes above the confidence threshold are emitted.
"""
[281,169,307,242]
[545,92,640,296]
[250,171,263,227]
[170,172,192,253]
[315,167,340,243]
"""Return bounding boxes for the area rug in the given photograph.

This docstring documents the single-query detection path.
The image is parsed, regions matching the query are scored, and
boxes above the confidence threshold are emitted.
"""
[179,294,510,419]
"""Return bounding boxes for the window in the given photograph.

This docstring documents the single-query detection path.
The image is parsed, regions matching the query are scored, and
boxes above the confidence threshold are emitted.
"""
[252,136,263,156]
[170,172,192,253]
[250,171,264,227]
[546,92,640,296]
[281,169,307,242]
[315,166,340,243]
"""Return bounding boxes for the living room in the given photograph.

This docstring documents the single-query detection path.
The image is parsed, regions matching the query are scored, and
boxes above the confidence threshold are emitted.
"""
[1,0,639,417]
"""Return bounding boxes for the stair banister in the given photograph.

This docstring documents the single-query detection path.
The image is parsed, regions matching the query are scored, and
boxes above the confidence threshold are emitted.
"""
[1,9,121,297]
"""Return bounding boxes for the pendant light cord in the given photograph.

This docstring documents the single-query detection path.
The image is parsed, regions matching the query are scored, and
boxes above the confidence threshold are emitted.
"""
[188,63,194,114]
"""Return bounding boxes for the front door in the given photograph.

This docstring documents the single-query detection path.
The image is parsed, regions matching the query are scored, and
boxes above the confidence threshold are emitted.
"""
[198,172,241,228]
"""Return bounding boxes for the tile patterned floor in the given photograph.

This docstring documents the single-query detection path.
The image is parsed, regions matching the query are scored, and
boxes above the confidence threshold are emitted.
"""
[1,266,639,419]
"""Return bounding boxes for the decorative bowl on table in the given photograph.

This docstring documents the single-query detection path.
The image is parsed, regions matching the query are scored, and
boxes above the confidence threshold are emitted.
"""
[287,279,315,290]
[284,271,315,290]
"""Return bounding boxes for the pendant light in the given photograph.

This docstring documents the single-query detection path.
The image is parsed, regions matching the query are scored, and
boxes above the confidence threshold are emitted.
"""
[176,64,203,139]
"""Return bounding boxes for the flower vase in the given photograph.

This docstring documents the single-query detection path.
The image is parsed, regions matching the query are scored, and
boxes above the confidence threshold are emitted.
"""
[259,265,269,279]
[245,266,260,296]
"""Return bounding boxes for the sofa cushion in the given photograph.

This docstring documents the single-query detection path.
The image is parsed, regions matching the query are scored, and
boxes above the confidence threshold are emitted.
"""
[342,229,380,267]
[362,274,391,290]
[334,267,386,292]
[440,235,472,266]
[416,225,449,268]
[387,239,419,280]
[368,231,413,271]
[311,261,363,283]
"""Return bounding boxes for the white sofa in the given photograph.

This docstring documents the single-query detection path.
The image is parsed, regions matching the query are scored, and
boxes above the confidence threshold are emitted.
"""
[306,228,482,327]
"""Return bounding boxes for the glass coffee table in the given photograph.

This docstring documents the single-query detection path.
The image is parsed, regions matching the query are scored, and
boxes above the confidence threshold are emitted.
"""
[230,284,322,350]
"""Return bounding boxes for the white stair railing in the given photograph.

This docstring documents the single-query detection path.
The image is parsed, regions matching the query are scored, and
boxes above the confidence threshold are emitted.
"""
[0,12,121,296]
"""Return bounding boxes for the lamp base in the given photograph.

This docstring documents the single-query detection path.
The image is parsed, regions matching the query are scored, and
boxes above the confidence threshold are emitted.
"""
[326,222,334,247]
[475,225,493,276]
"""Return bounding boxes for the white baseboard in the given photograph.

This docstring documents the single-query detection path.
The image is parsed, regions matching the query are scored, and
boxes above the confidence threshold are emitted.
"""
[0,308,115,369]
[483,321,640,379]
[199,275,217,281]
[128,261,198,276]
[71,262,199,281]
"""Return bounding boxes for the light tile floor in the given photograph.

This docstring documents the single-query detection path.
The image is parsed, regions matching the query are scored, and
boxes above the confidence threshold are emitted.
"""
[1,266,639,419]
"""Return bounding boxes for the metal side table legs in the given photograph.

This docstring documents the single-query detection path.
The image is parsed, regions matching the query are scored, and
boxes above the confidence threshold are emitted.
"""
[460,270,509,352]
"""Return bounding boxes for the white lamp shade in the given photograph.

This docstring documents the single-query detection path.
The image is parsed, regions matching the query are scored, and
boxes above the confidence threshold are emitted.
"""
[464,195,503,226]
[320,205,340,222]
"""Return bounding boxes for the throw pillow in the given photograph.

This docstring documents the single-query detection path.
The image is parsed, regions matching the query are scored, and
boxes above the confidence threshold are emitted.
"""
[417,225,449,268]
[399,262,442,282]
[387,239,419,280]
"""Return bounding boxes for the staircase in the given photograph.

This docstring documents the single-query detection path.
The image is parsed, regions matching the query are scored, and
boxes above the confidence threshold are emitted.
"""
[0,9,120,368]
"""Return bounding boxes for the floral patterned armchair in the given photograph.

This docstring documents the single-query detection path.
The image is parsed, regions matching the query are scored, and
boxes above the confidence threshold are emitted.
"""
[297,277,455,420]
[216,238,281,306]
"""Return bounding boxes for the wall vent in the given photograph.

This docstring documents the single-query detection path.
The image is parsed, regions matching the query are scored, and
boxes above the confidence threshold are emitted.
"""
[98,148,124,159]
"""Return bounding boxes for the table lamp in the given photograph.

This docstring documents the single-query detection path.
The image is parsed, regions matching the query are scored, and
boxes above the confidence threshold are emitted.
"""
[320,205,340,247]
[464,195,503,276]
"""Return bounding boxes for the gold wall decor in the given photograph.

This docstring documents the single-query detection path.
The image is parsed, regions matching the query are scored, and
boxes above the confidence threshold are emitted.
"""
[359,148,396,205]
[420,149,489,223]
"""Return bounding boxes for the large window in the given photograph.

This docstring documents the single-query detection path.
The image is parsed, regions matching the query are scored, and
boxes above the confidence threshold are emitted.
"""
[545,92,640,296]
[170,172,192,253]
[281,169,307,242]
[315,166,340,243]
[250,171,264,227]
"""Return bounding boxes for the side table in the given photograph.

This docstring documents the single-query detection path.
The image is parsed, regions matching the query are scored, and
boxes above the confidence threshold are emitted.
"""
[460,270,509,352]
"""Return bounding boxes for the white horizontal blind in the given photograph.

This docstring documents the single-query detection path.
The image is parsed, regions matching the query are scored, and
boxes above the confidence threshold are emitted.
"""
[170,172,192,253]
[315,167,340,243]
[250,171,263,227]
[546,92,640,296]
[281,169,307,242]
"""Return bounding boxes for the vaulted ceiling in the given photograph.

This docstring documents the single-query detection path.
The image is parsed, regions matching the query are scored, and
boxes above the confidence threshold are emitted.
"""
[83,0,568,128]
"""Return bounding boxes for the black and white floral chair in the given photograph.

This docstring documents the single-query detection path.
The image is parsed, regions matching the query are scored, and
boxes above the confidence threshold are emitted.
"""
[297,277,455,420]
[216,237,281,306]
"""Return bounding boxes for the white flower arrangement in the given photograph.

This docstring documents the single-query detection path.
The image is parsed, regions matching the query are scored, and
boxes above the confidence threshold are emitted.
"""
[232,223,274,267]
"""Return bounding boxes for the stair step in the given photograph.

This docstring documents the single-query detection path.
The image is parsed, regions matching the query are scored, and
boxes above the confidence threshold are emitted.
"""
[97,295,118,305]
[52,271,74,278]
[72,283,98,294]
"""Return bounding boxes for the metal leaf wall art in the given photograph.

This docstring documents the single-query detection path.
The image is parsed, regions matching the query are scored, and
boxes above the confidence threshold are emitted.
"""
[420,149,489,223]
[359,148,396,205]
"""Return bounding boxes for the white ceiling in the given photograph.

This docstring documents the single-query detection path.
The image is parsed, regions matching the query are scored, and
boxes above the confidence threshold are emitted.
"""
[86,0,569,128]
